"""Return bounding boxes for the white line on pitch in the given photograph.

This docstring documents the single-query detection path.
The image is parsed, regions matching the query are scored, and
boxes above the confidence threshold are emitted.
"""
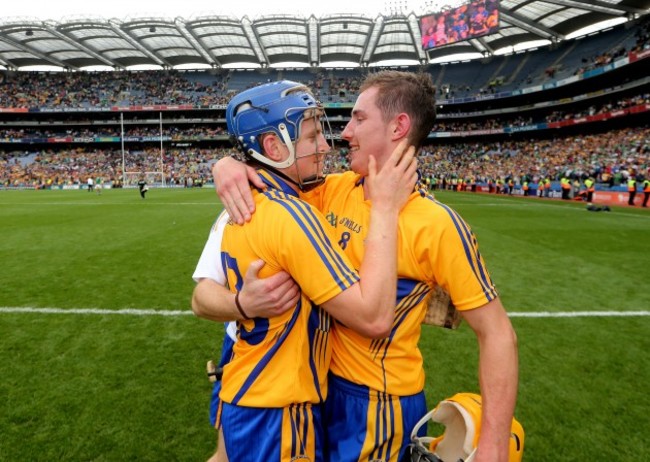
[0,307,648,318]
[508,311,650,317]
[0,307,193,316]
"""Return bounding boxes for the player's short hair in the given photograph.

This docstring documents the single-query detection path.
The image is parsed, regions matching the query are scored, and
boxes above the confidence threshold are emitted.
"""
[360,71,437,150]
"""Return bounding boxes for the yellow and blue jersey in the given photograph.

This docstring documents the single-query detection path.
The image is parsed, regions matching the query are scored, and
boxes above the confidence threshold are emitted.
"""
[219,169,360,408]
[303,171,498,396]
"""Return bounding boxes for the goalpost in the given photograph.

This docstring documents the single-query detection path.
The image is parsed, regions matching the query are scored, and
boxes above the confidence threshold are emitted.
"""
[120,112,166,187]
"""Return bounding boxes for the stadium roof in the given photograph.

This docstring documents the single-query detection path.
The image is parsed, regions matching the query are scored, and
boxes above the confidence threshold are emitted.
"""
[0,0,649,71]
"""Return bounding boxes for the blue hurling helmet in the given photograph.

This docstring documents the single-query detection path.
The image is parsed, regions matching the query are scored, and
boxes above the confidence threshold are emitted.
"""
[226,80,325,170]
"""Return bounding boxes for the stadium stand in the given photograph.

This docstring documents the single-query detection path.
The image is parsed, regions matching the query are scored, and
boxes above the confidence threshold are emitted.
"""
[1,17,649,202]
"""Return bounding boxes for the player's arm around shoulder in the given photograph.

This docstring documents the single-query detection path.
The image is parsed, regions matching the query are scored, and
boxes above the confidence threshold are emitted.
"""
[461,298,519,462]
[212,157,266,224]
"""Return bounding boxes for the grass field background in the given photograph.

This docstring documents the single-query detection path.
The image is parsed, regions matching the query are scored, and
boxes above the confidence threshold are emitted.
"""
[1,187,648,461]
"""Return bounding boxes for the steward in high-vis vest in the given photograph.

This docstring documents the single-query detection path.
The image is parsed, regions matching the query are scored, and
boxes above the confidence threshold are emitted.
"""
[584,177,595,203]
[496,178,504,194]
[643,178,650,208]
[537,179,544,197]
[561,177,571,200]
[627,178,637,206]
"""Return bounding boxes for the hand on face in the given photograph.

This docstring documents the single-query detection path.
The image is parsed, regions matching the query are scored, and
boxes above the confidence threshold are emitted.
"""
[366,139,418,213]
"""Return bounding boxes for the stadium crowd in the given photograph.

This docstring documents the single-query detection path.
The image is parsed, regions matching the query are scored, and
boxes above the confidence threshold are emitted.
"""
[0,17,647,109]
[427,92,650,132]
[419,126,650,191]
[0,124,226,140]
[2,126,648,191]
[0,146,230,188]
[572,18,650,77]
[2,90,647,143]
[1,17,649,193]
[0,71,231,108]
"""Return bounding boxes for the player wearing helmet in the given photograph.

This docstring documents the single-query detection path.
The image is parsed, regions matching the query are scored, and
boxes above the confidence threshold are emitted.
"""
[225,80,330,191]
[212,71,518,462]
[191,80,418,462]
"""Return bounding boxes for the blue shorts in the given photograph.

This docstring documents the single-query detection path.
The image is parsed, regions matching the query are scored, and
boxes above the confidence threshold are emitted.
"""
[324,374,427,462]
[221,402,324,462]
[209,333,235,427]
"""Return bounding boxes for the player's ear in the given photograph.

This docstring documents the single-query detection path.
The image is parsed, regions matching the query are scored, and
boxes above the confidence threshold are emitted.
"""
[390,113,411,142]
[261,134,285,162]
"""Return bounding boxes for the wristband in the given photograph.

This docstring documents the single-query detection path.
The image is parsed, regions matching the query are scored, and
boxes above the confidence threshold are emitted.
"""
[235,292,250,320]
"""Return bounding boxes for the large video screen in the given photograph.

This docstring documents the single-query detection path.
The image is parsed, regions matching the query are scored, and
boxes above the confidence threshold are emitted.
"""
[419,0,500,50]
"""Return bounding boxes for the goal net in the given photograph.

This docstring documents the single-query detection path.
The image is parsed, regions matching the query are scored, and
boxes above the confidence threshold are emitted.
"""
[121,148,165,187]
[123,171,165,187]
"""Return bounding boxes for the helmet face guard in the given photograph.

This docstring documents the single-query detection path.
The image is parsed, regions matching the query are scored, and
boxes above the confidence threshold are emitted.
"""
[408,393,524,462]
[291,107,333,191]
[226,80,334,190]
[408,441,443,462]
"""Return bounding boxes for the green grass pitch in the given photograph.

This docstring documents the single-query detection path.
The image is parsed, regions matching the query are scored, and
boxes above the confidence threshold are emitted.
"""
[1,187,648,461]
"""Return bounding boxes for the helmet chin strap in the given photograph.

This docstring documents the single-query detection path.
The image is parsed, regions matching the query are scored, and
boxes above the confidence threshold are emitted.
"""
[245,146,326,193]
[295,150,329,191]
[261,149,327,193]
